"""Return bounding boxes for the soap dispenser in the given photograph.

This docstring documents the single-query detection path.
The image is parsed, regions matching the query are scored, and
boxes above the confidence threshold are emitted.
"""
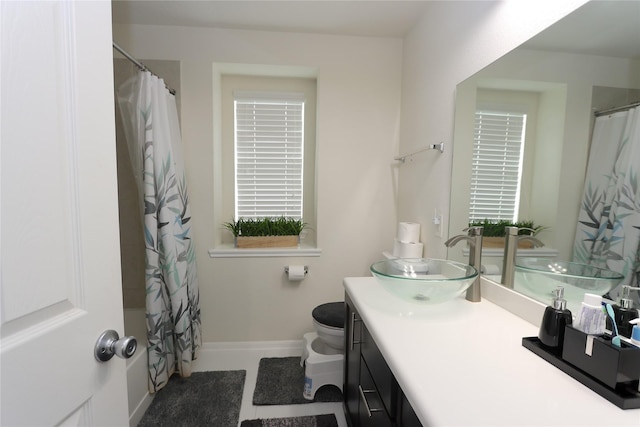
[539,286,572,352]
[607,286,640,338]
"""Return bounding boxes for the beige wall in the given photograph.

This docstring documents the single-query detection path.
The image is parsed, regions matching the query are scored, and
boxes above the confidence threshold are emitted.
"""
[113,0,589,342]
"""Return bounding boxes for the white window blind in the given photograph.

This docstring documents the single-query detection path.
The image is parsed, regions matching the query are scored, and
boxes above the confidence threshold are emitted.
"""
[234,91,305,219]
[469,110,526,222]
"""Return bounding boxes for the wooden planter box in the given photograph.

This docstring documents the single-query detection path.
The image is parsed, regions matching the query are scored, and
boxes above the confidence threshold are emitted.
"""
[483,236,534,249]
[235,235,299,249]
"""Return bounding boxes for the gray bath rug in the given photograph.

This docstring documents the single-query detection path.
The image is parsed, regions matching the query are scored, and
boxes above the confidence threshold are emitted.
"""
[240,414,338,427]
[253,357,342,405]
[138,370,246,427]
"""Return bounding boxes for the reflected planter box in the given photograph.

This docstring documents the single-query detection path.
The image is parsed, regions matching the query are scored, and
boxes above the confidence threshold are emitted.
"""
[482,236,534,249]
[235,235,299,249]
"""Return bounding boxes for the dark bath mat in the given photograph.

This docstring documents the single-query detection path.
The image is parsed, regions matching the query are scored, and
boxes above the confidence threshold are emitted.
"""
[138,370,246,427]
[253,357,342,405]
[240,414,339,427]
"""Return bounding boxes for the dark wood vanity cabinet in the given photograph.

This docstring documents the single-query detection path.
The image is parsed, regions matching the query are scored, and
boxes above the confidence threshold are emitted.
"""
[398,393,422,427]
[344,294,423,427]
[345,293,362,423]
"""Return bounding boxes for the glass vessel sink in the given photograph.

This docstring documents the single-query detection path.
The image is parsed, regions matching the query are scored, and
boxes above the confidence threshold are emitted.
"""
[370,258,478,304]
[514,257,624,309]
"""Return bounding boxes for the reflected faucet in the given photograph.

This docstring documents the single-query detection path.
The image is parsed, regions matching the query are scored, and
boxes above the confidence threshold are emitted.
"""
[445,226,483,302]
[501,226,544,289]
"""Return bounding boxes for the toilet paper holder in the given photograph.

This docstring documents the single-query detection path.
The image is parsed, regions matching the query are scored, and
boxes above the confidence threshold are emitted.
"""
[284,266,308,275]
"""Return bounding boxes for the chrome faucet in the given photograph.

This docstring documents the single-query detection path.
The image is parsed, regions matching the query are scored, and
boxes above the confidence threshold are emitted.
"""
[445,226,484,302]
[501,226,544,289]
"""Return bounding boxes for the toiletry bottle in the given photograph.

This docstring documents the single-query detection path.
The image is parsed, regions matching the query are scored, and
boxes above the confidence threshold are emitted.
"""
[538,286,572,352]
[575,293,606,335]
[607,286,640,338]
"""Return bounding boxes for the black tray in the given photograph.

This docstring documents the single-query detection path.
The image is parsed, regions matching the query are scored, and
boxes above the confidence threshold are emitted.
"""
[522,337,640,409]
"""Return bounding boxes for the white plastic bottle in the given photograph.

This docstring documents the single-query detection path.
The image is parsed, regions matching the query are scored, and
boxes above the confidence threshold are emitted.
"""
[575,293,606,334]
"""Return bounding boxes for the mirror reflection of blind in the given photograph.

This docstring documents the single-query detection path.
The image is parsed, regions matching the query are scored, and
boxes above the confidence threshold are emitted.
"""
[234,91,305,219]
[469,110,526,222]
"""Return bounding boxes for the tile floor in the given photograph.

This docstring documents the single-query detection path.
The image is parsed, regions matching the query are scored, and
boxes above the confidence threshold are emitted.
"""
[191,342,348,427]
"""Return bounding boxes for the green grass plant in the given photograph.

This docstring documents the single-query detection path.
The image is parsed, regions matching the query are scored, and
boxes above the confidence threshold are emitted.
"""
[223,217,307,237]
[468,219,546,237]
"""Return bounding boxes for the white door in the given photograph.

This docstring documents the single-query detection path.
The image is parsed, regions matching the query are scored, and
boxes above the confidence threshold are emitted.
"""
[1,1,129,426]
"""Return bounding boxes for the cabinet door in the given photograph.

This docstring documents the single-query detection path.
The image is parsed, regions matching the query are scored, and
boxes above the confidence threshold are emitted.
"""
[359,356,393,427]
[344,294,363,426]
[361,324,398,418]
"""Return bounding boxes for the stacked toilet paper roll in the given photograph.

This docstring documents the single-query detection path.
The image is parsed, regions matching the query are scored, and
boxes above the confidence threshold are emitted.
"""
[397,222,420,243]
[392,222,423,258]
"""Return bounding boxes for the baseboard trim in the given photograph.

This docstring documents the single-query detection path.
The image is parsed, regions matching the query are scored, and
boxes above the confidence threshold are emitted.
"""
[200,339,304,352]
[129,390,153,427]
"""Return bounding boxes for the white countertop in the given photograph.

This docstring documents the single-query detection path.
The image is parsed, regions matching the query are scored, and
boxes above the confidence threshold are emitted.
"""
[344,276,640,426]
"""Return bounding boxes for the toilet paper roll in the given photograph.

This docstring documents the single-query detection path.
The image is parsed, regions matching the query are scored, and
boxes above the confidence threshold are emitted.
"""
[397,222,421,243]
[286,265,306,281]
[393,239,424,258]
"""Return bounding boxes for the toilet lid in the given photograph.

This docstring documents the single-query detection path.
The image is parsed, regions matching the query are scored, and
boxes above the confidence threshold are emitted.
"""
[312,302,345,329]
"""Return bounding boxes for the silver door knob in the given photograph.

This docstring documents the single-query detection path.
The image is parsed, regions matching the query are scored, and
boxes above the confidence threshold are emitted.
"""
[94,330,137,362]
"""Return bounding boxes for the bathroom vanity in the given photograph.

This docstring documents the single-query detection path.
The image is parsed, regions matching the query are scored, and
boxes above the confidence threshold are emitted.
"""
[344,292,421,427]
[343,276,640,426]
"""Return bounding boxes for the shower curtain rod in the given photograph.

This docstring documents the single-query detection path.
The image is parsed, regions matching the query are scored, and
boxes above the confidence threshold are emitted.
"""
[595,101,640,117]
[112,42,176,95]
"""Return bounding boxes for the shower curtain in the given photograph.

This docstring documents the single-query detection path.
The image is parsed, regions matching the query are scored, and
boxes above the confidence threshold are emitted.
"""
[572,106,640,305]
[117,71,201,393]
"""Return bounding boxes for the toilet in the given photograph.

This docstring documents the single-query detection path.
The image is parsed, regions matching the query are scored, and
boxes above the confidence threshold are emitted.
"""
[300,302,345,400]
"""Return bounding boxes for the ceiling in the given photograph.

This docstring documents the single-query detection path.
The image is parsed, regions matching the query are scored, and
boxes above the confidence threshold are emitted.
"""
[522,0,640,59]
[112,1,640,58]
[111,0,433,38]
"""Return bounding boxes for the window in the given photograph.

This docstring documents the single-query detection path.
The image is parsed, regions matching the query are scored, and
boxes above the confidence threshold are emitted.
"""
[234,92,304,219]
[216,73,317,249]
[469,109,527,222]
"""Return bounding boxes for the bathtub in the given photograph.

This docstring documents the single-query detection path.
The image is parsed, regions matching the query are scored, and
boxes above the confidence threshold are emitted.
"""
[124,309,153,427]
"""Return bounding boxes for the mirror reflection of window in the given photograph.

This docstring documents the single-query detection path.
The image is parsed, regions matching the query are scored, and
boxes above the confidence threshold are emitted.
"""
[470,108,526,223]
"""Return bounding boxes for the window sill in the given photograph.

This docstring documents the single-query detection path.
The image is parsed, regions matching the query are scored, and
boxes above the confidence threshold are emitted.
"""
[208,244,322,258]
[461,247,558,258]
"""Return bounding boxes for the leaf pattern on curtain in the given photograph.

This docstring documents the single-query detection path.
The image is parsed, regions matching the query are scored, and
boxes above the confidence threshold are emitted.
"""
[118,71,201,393]
[572,107,640,306]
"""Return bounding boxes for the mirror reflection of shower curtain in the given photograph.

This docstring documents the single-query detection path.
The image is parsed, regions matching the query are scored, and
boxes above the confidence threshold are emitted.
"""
[117,71,201,393]
[572,106,640,305]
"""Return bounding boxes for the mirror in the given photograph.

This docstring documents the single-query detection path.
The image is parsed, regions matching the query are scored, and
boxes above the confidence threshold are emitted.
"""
[448,1,640,296]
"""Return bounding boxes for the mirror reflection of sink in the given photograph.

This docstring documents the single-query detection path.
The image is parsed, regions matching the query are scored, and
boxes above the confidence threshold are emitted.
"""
[514,257,624,311]
[370,258,478,304]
